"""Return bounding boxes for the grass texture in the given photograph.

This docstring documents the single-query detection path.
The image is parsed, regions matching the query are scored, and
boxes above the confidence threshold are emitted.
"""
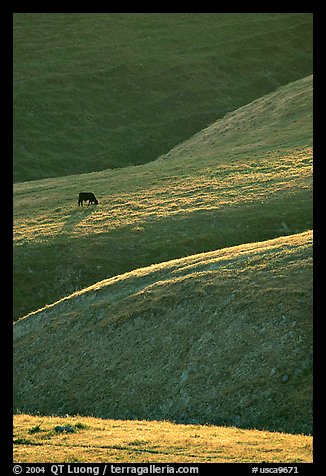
[13,76,312,320]
[13,15,313,463]
[14,414,313,463]
[13,13,312,182]
[14,231,312,435]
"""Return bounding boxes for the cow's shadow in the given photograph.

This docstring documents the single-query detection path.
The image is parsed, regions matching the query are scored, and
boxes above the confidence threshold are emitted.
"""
[61,206,97,233]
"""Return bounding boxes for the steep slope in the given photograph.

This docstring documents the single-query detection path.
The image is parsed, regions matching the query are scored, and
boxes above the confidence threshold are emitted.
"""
[14,231,313,434]
[13,76,312,320]
[158,75,313,163]
[13,13,312,182]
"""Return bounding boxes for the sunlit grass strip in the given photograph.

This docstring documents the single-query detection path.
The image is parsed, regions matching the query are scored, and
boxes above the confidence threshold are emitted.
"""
[13,148,312,243]
[14,230,312,322]
[14,414,313,463]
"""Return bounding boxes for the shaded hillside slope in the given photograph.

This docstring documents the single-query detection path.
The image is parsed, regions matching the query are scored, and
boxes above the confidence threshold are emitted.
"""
[13,76,313,320]
[14,13,312,182]
[14,231,313,434]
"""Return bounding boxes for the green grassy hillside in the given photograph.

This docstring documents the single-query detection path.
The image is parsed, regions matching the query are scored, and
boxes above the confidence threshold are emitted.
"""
[14,231,313,435]
[13,13,312,182]
[13,76,312,320]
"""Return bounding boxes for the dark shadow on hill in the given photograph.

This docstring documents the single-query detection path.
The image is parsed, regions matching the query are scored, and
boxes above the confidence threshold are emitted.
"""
[12,411,312,436]
[13,14,312,182]
[61,207,97,233]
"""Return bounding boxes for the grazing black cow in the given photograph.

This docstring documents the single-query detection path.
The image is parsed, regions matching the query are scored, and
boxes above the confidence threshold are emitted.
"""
[78,192,98,206]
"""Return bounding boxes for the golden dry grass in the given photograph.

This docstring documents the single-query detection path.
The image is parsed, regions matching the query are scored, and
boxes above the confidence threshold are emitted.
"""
[14,414,312,463]
[13,148,312,243]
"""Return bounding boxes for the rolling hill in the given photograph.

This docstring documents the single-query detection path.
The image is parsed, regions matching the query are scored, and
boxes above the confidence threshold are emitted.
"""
[13,230,313,435]
[13,13,313,464]
[14,414,312,463]
[13,13,312,182]
[13,75,312,320]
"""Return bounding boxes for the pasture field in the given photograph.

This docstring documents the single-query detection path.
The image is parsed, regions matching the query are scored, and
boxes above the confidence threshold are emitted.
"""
[13,76,312,320]
[14,414,313,463]
[13,13,312,182]
[13,14,313,465]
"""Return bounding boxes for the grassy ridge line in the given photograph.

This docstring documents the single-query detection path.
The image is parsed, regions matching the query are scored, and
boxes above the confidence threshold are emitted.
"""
[13,74,313,199]
[14,13,312,182]
[13,76,312,320]
[13,231,312,434]
[15,230,312,324]
[14,414,312,463]
[13,75,313,219]
[157,75,313,163]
